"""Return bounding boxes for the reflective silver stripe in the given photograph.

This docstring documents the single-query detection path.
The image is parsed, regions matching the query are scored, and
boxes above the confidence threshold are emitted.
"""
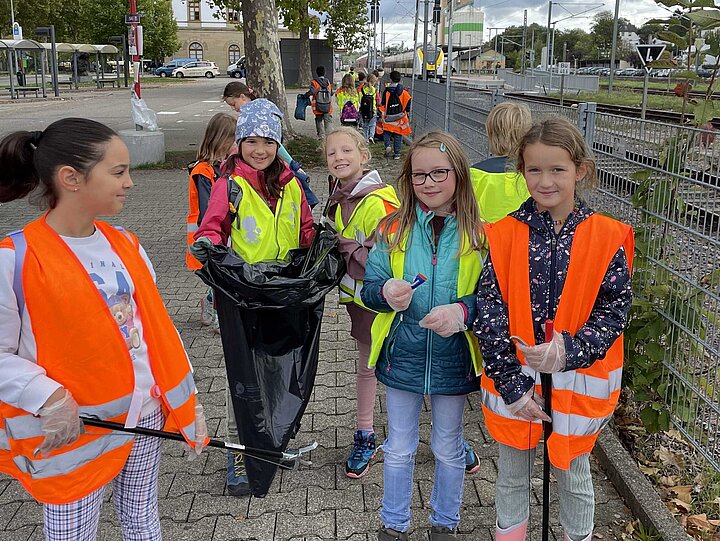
[480,388,543,424]
[482,388,612,437]
[551,411,612,437]
[0,428,9,450]
[13,432,133,479]
[552,368,622,400]
[187,223,199,233]
[163,372,196,410]
[182,421,196,442]
[5,394,133,440]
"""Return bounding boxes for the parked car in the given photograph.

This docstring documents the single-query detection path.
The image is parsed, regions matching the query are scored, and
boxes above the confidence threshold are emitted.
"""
[173,61,220,78]
[155,58,193,77]
[227,57,246,78]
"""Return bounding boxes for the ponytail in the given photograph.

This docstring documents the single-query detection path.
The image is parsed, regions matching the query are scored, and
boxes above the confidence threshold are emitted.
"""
[0,118,117,208]
[0,131,42,203]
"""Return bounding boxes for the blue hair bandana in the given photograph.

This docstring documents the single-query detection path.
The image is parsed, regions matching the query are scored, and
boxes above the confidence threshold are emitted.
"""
[236,98,283,144]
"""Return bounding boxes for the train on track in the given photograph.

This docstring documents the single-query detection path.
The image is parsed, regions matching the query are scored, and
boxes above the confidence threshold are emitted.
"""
[373,46,445,78]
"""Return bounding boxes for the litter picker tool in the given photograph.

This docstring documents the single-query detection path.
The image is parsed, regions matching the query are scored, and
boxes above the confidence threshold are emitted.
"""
[80,417,317,468]
[540,319,554,541]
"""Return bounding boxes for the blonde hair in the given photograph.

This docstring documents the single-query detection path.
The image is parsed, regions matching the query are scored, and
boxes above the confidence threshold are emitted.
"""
[323,127,372,161]
[516,116,598,190]
[367,74,378,85]
[197,113,236,164]
[340,73,357,95]
[379,131,483,256]
[486,102,532,156]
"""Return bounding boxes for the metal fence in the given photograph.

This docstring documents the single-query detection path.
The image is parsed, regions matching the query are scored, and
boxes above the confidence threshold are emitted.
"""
[408,79,720,471]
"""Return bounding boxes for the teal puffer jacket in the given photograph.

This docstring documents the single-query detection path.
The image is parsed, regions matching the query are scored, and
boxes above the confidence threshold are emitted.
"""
[361,204,479,395]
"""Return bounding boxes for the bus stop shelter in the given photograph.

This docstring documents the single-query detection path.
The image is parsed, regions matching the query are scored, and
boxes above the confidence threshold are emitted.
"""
[0,38,48,98]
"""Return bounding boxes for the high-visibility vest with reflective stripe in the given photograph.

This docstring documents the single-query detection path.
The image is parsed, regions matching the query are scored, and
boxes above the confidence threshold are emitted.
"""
[480,214,634,470]
[470,167,530,224]
[186,161,216,270]
[0,218,199,504]
[367,226,483,373]
[336,186,399,308]
[379,88,411,135]
[228,174,303,264]
[309,79,333,115]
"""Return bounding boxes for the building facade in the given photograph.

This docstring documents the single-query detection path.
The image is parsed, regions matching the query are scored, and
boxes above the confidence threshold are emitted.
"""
[169,0,298,70]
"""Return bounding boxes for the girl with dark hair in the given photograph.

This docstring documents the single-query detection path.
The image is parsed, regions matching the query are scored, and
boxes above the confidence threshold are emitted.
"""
[190,99,315,497]
[0,118,207,539]
[221,81,319,208]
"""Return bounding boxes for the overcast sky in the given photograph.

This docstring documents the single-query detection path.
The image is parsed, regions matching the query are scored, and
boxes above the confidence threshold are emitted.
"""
[370,0,670,48]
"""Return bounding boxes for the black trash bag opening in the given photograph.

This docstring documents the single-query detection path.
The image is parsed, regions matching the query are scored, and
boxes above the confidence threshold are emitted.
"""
[196,224,345,310]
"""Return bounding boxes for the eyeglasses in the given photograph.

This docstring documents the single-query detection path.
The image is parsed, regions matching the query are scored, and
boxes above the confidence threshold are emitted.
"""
[410,168,453,186]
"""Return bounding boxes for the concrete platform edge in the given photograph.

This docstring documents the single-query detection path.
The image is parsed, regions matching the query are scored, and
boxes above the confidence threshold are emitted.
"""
[594,428,693,541]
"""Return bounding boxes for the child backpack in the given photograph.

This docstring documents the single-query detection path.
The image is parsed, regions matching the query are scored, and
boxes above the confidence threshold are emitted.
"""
[359,85,375,120]
[314,79,332,114]
[340,100,359,123]
[384,88,404,121]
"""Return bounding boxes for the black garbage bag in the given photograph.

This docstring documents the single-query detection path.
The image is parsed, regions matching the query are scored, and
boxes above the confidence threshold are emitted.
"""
[196,226,344,497]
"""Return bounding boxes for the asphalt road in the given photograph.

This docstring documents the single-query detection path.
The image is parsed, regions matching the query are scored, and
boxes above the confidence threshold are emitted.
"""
[0,77,312,152]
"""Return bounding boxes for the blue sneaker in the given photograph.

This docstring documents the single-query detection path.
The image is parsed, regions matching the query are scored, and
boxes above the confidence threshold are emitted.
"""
[226,450,250,496]
[345,430,377,478]
[463,440,480,474]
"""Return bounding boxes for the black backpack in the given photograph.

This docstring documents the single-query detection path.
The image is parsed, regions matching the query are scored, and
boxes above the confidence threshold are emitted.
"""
[314,78,332,114]
[384,87,404,121]
[359,85,375,120]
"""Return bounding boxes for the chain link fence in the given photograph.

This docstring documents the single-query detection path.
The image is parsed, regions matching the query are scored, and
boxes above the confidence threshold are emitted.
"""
[406,78,720,471]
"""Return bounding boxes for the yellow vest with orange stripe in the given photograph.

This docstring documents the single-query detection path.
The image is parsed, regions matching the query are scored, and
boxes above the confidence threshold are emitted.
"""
[0,218,199,504]
[480,214,634,470]
[186,161,216,270]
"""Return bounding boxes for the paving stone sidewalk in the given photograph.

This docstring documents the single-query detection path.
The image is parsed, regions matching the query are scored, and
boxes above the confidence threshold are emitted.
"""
[0,152,634,540]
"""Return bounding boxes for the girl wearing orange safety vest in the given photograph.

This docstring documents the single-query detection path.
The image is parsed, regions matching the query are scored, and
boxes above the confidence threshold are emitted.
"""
[186,112,236,330]
[473,117,633,541]
[0,118,207,539]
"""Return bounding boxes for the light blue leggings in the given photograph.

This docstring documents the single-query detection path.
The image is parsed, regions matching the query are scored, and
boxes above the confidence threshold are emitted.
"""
[496,444,594,540]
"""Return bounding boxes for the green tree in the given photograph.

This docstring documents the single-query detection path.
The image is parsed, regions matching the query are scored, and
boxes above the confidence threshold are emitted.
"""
[324,0,369,53]
[277,0,328,86]
[591,10,630,59]
[637,22,663,44]
[137,0,180,60]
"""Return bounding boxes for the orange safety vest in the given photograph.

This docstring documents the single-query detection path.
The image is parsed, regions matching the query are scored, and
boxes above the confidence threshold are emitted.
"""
[480,213,634,470]
[186,161,216,270]
[0,217,200,504]
[309,79,333,115]
[379,88,411,136]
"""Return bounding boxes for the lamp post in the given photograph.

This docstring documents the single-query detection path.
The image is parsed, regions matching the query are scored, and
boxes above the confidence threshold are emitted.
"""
[34,25,58,97]
[109,35,129,88]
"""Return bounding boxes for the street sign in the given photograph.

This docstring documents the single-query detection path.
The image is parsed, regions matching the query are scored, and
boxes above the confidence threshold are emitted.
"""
[12,22,22,40]
[636,44,666,72]
[558,62,571,75]
[125,14,141,24]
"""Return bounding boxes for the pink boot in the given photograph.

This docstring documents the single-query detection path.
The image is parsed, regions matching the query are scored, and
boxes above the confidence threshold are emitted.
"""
[495,520,528,540]
[564,534,592,541]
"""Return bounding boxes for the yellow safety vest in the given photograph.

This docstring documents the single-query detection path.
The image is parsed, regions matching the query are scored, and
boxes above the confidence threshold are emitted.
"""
[470,167,530,224]
[367,230,483,373]
[228,174,303,264]
[336,186,399,308]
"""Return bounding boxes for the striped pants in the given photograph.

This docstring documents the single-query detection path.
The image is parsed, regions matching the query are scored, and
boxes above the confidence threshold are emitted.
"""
[496,444,594,539]
[43,408,164,541]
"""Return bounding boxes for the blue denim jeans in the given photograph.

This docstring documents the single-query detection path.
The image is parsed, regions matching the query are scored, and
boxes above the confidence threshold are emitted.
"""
[383,131,403,157]
[381,387,467,532]
[362,116,377,142]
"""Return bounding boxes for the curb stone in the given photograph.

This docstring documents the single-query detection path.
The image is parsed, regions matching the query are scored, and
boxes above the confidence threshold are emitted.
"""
[594,428,693,541]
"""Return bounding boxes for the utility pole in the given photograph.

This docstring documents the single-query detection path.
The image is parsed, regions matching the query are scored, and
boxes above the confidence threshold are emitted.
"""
[608,0,620,93]
[546,0,553,70]
[381,17,385,63]
[522,10,527,74]
[444,0,454,130]
[129,0,141,100]
[422,0,430,81]
[372,0,379,70]
[410,0,420,121]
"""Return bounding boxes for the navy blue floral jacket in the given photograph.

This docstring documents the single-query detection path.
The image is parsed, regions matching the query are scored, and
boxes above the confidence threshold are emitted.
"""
[473,198,633,406]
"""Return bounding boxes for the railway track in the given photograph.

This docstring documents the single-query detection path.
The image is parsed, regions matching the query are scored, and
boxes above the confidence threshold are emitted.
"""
[504,92,720,129]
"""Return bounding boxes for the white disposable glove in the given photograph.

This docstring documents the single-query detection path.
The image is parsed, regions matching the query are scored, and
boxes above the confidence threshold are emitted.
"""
[506,388,552,422]
[186,400,209,460]
[36,389,83,457]
[382,278,414,312]
[419,303,466,338]
[515,330,567,373]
